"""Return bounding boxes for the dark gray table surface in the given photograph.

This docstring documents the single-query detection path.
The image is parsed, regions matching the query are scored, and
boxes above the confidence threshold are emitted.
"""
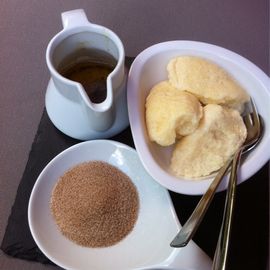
[0,1,269,269]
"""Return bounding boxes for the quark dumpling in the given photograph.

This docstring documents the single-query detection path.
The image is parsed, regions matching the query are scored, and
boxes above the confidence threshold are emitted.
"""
[145,81,203,146]
[167,56,250,111]
[170,104,247,178]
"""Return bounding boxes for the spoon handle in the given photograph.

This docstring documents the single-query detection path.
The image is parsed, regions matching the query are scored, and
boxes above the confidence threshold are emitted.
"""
[170,157,233,248]
[212,147,243,270]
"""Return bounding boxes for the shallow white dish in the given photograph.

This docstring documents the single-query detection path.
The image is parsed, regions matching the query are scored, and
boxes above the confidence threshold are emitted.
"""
[127,40,270,195]
[28,140,211,270]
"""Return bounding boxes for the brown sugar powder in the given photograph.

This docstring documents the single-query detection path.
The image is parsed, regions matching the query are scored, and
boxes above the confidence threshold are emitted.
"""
[50,161,139,248]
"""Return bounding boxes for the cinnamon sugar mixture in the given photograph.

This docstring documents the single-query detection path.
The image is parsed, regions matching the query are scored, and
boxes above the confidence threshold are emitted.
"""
[50,161,139,247]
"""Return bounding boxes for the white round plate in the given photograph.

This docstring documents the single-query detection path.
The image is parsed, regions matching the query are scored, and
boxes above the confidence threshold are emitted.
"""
[28,140,211,270]
[127,40,270,195]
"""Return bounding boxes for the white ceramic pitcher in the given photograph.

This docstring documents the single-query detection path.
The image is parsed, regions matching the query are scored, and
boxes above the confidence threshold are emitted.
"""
[45,9,129,140]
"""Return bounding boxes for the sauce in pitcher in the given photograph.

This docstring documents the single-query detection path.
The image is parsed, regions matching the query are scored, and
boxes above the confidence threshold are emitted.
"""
[58,48,117,103]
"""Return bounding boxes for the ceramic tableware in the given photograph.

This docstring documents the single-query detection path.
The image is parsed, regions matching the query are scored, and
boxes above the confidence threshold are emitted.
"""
[46,9,129,140]
[28,140,211,270]
[127,40,270,195]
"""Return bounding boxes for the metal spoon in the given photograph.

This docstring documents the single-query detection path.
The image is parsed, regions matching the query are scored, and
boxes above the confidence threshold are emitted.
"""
[212,100,262,270]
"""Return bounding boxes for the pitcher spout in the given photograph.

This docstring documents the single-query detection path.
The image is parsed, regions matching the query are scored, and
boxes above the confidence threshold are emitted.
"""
[79,78,115,132]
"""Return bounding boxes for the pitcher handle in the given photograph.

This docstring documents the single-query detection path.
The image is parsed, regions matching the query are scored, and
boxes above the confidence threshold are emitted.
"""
[61,9,90,29]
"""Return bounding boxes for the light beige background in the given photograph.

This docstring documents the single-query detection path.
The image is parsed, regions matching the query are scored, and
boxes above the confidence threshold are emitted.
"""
[0,0,269,269]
